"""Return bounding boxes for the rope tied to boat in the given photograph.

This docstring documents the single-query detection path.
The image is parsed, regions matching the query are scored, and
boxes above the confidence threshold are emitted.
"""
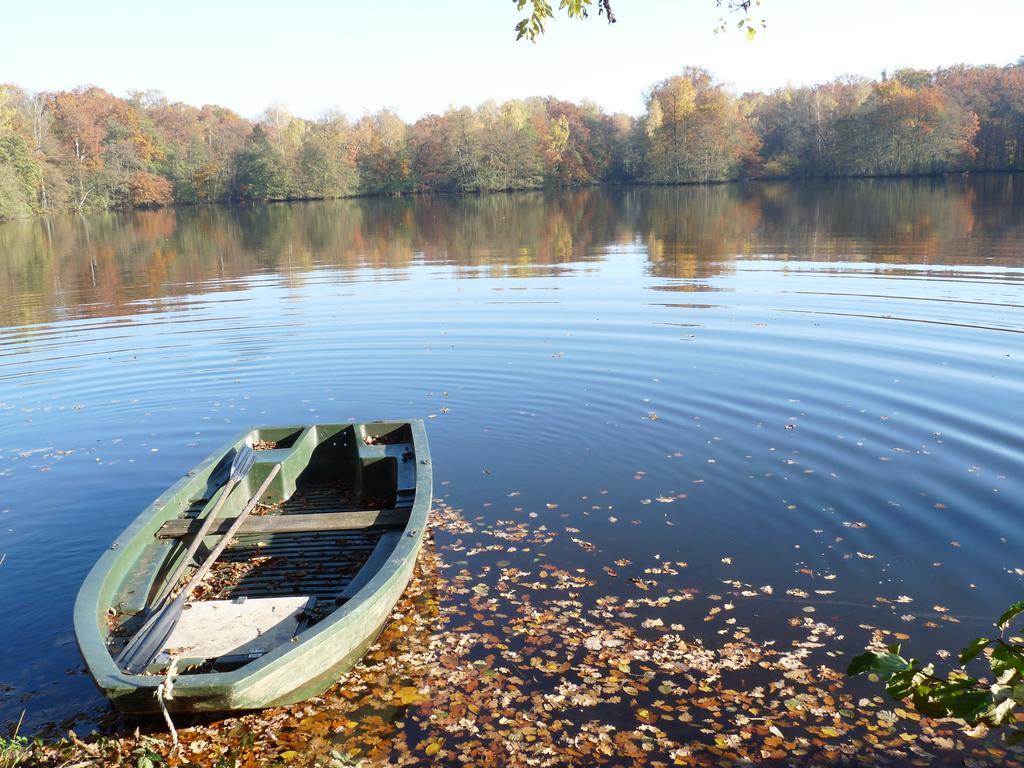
[155,656,179,752]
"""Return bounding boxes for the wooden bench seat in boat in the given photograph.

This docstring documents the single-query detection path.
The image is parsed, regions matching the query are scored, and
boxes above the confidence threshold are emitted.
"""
[156,509,408,538]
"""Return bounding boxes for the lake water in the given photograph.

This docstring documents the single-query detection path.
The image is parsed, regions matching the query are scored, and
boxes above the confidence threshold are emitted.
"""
[1,178,1023,764]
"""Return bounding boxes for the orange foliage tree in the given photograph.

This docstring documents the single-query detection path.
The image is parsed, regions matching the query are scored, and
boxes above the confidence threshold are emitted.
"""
[127,171,173,207]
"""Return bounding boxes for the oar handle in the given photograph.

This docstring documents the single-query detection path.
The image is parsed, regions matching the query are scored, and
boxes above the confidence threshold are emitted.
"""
[151,445,255,608]
[176,463,282,605]
[151,475,240,608]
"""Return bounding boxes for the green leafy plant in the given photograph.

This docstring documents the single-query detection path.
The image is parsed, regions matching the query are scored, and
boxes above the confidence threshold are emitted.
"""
[0,713,30,768]
[848,601,1024,742]
[513,0,616,41]
[511,1,767,42]
[132,744,165,768]
[713,0,765,40]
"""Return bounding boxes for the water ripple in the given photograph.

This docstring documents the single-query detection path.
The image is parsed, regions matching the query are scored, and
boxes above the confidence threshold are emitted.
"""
[1,182,1023,731]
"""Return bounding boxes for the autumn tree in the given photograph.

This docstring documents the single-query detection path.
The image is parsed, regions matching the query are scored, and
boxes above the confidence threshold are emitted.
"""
[46,86,166,211]
[935,63,1024,170]
[410,108,485,192]
[642,68,760,182]
[748,78,873,176]
[48,87,110,211]
[837,79,978,175]
[260,104,307,185]
[608,112,642,180]
[127,171,173,207]
[18,89,64,210]
[142,95,208,203]
[354,110,412,195]
[145,95,251,204]
[476,100,544,190]
[531,98,614,185]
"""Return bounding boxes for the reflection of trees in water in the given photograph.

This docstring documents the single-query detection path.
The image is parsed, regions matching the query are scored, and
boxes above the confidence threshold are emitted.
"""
[636,185,762,284]
[0,178,1021,326]
[754,179,973,263]
[753,176,1023,266]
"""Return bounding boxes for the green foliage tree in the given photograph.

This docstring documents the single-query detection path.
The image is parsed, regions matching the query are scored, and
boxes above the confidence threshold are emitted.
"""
[0,133,41,218]
[477,100,544,190]
[0,160,33,219]
[231,125,293,201]
[301,113,360,198]
[297,130,358,198]
[0,85,56,214]
[849,601,1024,742]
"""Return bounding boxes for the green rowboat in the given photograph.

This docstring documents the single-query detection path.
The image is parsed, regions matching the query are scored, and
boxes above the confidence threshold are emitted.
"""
[74,421,431,713]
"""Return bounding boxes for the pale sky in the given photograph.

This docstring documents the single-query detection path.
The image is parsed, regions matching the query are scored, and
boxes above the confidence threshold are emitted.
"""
[1,0,1020,121]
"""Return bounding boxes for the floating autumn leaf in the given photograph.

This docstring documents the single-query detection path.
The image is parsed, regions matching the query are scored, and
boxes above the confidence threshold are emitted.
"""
[35,493,1012,768]
[393,686,426,705]
[424,740,443,756]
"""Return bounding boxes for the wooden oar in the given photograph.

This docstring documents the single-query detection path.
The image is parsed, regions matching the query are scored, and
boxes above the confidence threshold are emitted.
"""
[150,444,256,609]
[116,444,255,671]
[119,463,282,675]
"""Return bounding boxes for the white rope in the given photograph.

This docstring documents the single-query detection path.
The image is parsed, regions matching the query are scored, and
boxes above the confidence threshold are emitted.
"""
[155,657,179,753]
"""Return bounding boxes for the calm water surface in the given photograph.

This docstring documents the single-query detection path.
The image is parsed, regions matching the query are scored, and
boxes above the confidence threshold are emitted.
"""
[1,178,1023,759]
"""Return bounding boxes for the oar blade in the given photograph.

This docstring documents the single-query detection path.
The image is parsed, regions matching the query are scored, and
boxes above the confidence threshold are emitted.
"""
[118,595,186,675]
[230,444,255,481]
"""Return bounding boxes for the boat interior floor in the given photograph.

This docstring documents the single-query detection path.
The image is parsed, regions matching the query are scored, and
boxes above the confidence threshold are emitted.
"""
[108,480,411,666]
[185,481,410,610]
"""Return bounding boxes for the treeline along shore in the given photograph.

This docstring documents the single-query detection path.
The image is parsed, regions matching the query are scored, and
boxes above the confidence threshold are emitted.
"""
[0,62,1022,220]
